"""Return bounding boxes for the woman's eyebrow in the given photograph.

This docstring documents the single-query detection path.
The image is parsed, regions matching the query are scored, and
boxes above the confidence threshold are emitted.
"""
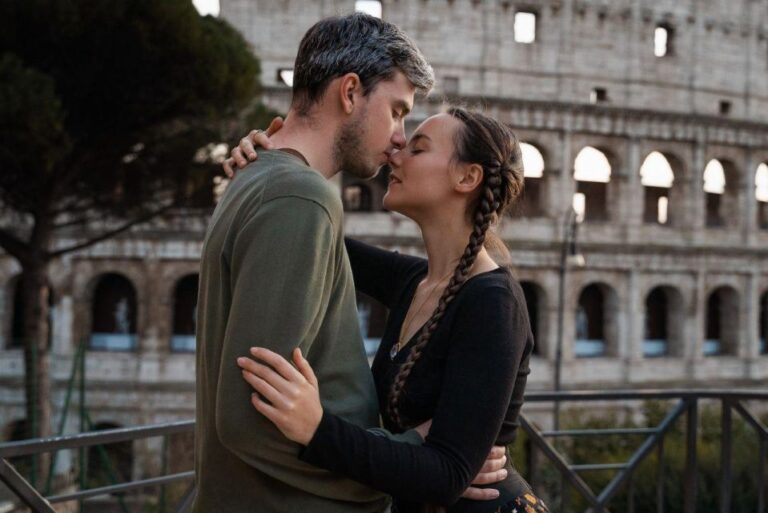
[409,133,432,145]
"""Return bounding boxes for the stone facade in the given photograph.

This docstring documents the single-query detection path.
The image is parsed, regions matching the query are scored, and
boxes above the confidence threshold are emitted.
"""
[1,0,768,486]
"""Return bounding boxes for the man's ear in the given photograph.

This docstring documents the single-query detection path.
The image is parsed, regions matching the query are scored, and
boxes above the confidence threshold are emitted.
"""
[338,73,362,115]
[455,163,484,194]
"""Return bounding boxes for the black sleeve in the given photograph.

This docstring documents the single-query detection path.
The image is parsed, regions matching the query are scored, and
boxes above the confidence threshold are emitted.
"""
[299,284,529,506]
[344,237,425,308]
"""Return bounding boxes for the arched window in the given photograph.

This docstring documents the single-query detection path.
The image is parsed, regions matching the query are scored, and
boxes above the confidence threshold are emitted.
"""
[517,143,545,217]
[9,277,54,349]
[643,286,685,358]
[704,286,740,356]
[573,147,611,222]
[576,284,605,357]
[357,292,388,358]
[640,152,674,225]
[520,281,545,356]
[171,274,199,352]
[704,159,725,227]
[759,290,767,355]
[88,422,133,488]
[343,183,373,212]
[90,274,138,351]
[355,1,382,18]
[756,163,768,229]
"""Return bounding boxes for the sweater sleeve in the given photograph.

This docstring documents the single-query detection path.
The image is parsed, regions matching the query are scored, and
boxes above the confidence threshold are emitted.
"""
[345,237,424,308]
[214,196,384,502]
[299,284,529,506]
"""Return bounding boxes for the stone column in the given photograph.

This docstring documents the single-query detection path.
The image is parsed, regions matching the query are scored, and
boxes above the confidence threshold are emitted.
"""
[625,270,644,362]
[621,138,643,227]
[744,272,759,360]
[686,272,706,379]
[689,140,706,233]
[743,150,758,244]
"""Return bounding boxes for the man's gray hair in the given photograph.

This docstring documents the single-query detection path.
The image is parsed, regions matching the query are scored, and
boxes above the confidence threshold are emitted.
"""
[292,12,434,116]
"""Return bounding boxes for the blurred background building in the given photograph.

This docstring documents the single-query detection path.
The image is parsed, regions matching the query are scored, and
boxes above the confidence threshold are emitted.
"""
[1,0,767,493]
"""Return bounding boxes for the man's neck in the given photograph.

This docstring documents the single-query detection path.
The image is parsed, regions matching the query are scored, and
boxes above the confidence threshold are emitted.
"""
[268,113,339,180]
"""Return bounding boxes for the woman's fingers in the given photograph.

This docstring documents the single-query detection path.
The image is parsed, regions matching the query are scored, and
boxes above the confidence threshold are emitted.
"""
[291,348,318,388]
[223,158,236,178]
[237,356,292,394]
[241,370,283,405]
[265,116,284,137]
[251,392,283,424]
[250,347,306,383]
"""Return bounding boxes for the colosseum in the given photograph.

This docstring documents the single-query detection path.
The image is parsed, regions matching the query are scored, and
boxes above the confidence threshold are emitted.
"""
[1,0,767,491]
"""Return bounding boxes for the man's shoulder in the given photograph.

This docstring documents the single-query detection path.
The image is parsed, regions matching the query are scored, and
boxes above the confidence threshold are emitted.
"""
[255,151,342,219]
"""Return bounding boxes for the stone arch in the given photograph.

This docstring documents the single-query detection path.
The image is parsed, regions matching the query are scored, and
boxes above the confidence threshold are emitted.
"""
[703,158,740,228]
[756,163,768,229]
[575,282,619,357]
[516,142,547,217]
[573,146,613,222]
[342,181,374,212]
[520,280,546,356]
[89,273,138,352]
[640,151,677,225]
[171,274,198,353]
[704,285,740,356]
[643,285,685,357]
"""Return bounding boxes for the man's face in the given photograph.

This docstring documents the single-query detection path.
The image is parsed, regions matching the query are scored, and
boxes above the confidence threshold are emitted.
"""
[334,70,415,179]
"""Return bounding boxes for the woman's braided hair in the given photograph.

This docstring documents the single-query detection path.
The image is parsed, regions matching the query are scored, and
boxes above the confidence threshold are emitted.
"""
[387,107,525,429]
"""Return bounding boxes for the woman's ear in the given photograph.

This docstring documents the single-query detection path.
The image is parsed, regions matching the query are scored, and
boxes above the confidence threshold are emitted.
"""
[337,73,362,115]
[454,163,484,194]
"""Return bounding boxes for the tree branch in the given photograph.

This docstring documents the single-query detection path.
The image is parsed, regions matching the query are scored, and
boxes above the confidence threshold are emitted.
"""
[47,203,176,258]
[0,226,29,262]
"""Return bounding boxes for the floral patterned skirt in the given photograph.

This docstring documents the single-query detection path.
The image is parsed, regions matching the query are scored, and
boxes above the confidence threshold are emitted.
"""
[497,493,550,513]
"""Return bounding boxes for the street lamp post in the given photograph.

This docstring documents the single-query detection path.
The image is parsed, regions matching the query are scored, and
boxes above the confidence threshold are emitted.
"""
[553,208,584,432]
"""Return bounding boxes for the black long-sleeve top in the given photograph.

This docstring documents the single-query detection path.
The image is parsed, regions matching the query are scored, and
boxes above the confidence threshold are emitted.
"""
[300,238,534,511]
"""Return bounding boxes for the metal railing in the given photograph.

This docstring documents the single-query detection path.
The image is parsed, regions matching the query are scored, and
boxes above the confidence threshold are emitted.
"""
[1,389,766,513]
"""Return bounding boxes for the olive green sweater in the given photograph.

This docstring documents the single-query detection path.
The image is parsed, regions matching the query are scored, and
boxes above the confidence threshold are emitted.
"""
[193,151,398,512]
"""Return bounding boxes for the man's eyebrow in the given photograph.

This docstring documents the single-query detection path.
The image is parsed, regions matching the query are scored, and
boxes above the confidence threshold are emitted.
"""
[393,99,412,116]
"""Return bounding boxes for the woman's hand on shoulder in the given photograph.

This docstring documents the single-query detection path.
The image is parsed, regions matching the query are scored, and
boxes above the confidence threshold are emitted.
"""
[222,116,284,177]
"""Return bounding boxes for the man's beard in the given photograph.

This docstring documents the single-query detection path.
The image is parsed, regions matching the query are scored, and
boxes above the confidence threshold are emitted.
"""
[333,109,381,179]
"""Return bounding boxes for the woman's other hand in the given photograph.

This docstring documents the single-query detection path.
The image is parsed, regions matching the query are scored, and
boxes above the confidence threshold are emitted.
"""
[237,346,322,446]
[223,116,284,177]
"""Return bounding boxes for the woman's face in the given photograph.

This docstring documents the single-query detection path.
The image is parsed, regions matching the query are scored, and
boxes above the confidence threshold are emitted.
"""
[382,113,466,219]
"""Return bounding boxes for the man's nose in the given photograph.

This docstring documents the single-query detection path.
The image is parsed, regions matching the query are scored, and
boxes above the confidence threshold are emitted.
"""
[391,123,407,150]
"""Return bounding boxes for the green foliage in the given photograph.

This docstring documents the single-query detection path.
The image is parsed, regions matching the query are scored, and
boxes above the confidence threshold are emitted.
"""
[0,0,265,221]
[513,402,768,513]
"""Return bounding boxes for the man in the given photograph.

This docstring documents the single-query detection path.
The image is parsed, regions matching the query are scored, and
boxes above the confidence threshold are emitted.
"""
[195,13,501,513]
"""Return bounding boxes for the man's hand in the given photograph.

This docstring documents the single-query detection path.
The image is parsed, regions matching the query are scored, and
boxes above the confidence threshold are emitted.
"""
[460,446,508,500]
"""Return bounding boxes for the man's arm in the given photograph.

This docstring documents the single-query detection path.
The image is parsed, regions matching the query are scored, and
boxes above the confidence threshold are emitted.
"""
[214,195,384,502]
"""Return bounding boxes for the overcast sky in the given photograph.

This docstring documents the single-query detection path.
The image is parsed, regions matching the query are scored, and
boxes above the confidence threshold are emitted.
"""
[193,0,220,16]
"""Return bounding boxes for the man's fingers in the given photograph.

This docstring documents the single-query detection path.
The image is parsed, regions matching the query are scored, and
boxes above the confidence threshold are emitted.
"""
[460,487,501,501]
[250,347,305,383]
[479,454,506,473]
[471,469,508,486]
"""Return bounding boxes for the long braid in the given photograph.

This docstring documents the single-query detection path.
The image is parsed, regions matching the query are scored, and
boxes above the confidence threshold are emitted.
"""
[387,108,513,428]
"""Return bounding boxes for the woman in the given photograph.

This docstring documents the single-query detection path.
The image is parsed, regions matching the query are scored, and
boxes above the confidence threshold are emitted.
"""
[228,108,548,513]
